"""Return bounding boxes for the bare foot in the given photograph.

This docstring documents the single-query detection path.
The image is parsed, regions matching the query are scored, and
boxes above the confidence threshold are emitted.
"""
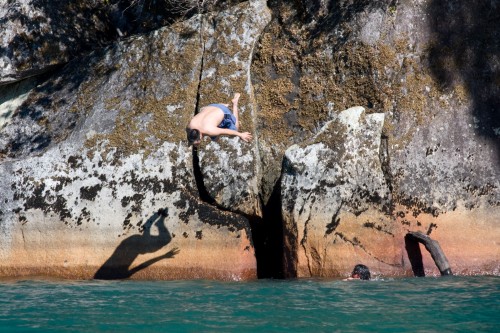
[232,93,241,104]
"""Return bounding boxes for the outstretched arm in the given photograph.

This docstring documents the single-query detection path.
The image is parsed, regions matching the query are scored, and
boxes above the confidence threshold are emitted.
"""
[204,127,253,142]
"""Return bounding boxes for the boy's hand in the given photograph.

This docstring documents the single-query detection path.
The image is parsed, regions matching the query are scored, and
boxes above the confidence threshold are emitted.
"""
[239,132,253,142]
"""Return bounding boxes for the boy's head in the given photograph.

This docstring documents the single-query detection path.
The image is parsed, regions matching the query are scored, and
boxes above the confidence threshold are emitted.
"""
[351,264,371,280]
[187,128,201,145]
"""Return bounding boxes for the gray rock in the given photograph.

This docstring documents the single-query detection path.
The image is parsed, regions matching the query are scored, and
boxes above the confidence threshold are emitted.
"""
[281,106,396,277]
[1,0,498,279]
[0,0,271,280]
[197,0,271,217]
[252,0,500,276]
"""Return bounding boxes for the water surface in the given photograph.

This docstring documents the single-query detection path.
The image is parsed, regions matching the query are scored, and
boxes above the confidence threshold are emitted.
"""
[1,276,498,332]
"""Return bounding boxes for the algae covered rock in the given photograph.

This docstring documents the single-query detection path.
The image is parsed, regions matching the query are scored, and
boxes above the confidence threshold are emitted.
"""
[386,0,500,276]
[253,0,500,276]
[0,0,498,280]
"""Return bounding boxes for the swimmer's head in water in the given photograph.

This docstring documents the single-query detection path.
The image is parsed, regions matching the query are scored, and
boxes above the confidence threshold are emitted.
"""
[351,264,371,280]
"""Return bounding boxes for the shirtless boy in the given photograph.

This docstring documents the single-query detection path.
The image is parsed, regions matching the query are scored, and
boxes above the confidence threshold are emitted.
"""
[186,93,253,146]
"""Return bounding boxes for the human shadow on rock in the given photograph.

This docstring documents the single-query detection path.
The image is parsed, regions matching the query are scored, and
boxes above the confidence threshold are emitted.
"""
[94,208,179,279]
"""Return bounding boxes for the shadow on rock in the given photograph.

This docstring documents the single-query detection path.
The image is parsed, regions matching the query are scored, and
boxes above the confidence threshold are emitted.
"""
[427,0,500,156]
[94,208,179,279]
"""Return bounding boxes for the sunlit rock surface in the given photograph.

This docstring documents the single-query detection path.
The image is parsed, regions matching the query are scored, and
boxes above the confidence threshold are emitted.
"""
[252,0,499,277]
[197,0,270,217]
[281,107,401,277]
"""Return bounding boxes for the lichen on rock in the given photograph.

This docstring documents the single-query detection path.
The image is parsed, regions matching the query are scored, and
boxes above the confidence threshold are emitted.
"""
[0,0,115,84]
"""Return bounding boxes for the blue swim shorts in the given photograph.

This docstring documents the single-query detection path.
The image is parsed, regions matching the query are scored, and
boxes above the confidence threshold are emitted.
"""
[210,104,237,131]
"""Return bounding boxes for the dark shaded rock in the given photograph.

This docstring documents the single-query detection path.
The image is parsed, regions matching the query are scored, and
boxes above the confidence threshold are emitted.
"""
[0,0,115,84]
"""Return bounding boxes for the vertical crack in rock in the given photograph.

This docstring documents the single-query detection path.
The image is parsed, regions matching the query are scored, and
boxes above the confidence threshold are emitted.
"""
[189,4,284,279]
[301,212,314,276]
[192,147,216,204]
[21,227,26,249]
[299,191,315,276]
[191,15,215,205]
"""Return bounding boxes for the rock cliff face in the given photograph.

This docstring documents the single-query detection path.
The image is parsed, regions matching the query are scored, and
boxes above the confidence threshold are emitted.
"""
[0,0,269,280]
[0,0,224,85]
[252,0,499,277]
[0,0,498,280]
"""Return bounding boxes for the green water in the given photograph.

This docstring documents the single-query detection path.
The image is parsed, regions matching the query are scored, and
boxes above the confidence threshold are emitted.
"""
[1,276,498,332]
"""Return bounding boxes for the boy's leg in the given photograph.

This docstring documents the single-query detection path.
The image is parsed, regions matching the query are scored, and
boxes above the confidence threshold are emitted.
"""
[231,93,240,130]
